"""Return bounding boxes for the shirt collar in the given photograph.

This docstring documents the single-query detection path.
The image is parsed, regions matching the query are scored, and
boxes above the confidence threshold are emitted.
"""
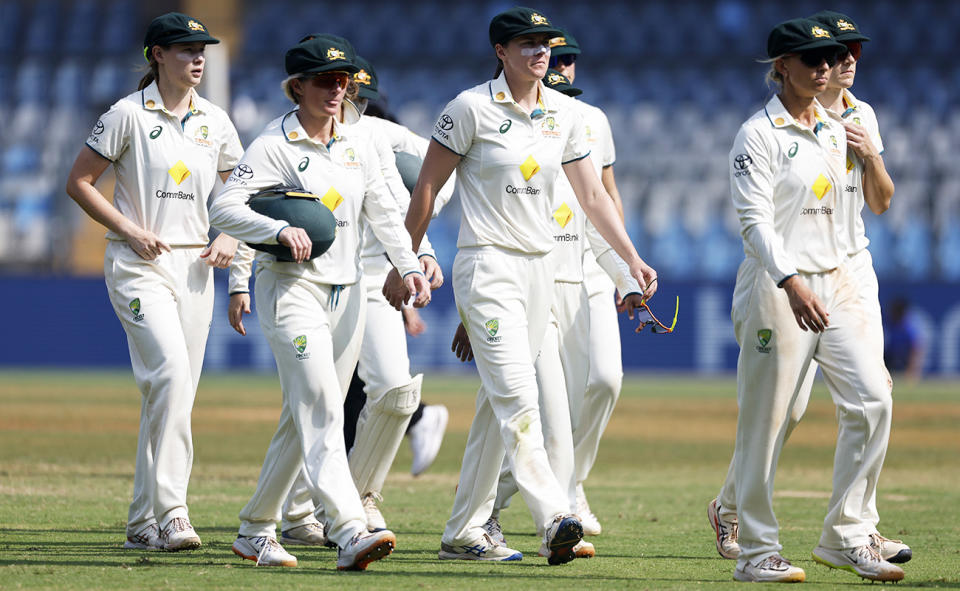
[840,89,859,118]
[489,72,555,117]
[141,81,202,116]
[764,94,833,134]
[281,109,346,146]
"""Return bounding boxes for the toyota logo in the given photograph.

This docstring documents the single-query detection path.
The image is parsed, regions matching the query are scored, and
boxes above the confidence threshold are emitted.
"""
[235,164,254,179]
[438,115,454,131]
[733,154,753,170]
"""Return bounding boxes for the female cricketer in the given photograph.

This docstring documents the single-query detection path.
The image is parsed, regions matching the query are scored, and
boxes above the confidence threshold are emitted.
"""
[709,9,909,573]
[723,17,902,583]
[65,12,242,552]
[386,6,656,564]
[208,34,430,570]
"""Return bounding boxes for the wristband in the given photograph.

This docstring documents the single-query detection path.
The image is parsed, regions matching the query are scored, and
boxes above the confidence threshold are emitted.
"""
[777,273,797,288]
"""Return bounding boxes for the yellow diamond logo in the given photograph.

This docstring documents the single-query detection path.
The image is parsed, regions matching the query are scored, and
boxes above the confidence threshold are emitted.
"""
[811,174,831,200]
[846,156,855,172]
[168,160,191,185]
[519,155,540,181]
[321,187,343,211]
[553,203,573,228]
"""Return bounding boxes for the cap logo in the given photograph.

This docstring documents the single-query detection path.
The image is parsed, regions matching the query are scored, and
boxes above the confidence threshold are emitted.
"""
[547,72,567,85]
[530,13,549,25]
[354,69,371,85]
[811,26,831,39]
[187,20,205,32]
[548,36,567,48]
[835,19,856,31]
[327,47,346,61]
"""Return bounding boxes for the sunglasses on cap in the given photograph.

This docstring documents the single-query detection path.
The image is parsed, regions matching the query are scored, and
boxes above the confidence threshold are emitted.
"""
[838,41,862,62]
[792,47,841,68]
[548,54,576,68]
[303,71,350,90]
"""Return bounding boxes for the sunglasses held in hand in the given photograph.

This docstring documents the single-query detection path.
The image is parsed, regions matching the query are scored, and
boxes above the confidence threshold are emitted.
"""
[635,295,678,334]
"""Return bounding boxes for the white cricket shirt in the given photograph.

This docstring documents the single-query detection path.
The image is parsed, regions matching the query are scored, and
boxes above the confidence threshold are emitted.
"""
[731,95,848,283]
[364,116,456,216]
[550,98,620,283]
[834,89,884,255]
[85,81,243,245]
[432,73,590,254]
[211,109,420,286]
[353,115,435,259]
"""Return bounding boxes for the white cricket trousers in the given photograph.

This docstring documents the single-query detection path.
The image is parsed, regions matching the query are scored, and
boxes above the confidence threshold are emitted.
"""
[495,279,590,513]
[279,255,416,530]
[717,248,888,534]
[237,268,367,547]
[104,241,213,536]
[443,246,570,545]
[573,254,622,485]
[732,255,892,565]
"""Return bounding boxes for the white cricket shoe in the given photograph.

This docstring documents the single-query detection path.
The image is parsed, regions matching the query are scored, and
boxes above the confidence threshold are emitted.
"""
[160,517,201,551]
[482,515,506,546]
[573,539,596,558]
[576,484,602,536]
[707,498,740,559]
[232,535,297,567]
[734,554,806,583]
[541,514,583,565]
[409,405,448,476]
[336,529,396,570]
[281,522,327,546]
[870,532,912,563]
[124,523,161,550]
[812,544,905,582]
[438,533,523,561]
[362,492,387,531]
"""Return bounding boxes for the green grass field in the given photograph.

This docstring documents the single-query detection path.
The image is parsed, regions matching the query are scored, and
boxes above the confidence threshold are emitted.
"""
[1,370,958,590]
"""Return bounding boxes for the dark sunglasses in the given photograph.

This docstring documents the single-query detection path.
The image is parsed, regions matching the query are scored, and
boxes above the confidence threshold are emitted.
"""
[795,47,840,68]
[838,41,862,62]
[635,295,679,334]
[305,71,350,90]
[548,54,576,68]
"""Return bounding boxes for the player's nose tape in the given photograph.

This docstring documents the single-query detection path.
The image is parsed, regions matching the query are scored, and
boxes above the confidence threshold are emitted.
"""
[520,45,550,57]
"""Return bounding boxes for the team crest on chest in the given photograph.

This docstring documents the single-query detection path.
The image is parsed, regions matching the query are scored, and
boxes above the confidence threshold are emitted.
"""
[540,116,560,138]
[341,146,360,169]
[193,124,213,147]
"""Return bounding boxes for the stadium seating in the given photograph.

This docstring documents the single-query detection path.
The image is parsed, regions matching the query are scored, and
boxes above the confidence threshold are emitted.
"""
[0,0,955,280]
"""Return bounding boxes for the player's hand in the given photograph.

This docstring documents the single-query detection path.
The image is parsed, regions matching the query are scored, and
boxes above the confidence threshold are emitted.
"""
[228,293,251,336]
[451,322,474,362]
[402,306,427,336]
[124,226,172,260]
[617,292,646,320]
[782,275,829,333]
[278,226,311,263]
[843,122,880,162]
[383,267,407,310]
[200,234,238,268]
[405,272,432,308]
[630,260,658,299]
[420,255,444,289]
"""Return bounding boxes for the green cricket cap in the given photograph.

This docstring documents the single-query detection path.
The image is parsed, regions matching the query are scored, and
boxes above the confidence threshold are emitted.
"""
[543,69,582,97]
[285,34,359,76]
[548,30,580,57]
[353,56,379,100]
[808,10,870,43]
[489,6,563,47]
[143,12,219,57]
[767,17,846,58]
